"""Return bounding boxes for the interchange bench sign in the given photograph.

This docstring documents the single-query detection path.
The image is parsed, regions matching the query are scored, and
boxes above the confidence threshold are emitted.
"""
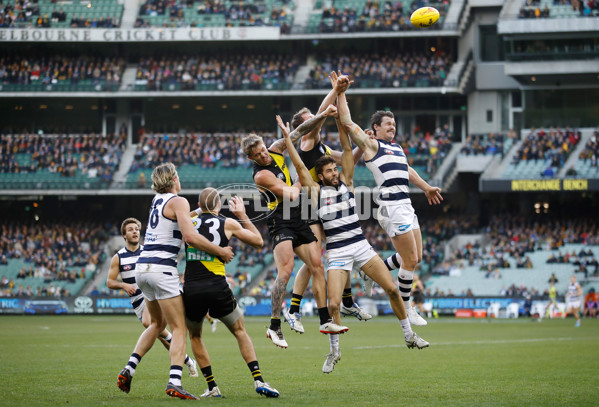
[481,178,596,192]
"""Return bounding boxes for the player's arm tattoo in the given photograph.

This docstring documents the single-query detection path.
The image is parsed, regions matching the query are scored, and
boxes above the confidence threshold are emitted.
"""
[271,277,287,317]
[271,110,329,152]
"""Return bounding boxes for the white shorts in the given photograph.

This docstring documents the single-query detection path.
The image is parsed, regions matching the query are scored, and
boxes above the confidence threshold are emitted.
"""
[567,300,581,310]
[377,203,420,238]
[326,240,377,272]
[134,300,146,321]
[136,272,181,301]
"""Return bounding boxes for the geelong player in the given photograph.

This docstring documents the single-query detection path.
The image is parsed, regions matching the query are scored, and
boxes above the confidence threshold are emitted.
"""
[565,275,583,327]
[284,73,372,336]
[183,189,279,398]
[117,162,233,399]
[336,74,443,327]
[108,217,198,378]
[241,113,348,348]
[278,104,429,375]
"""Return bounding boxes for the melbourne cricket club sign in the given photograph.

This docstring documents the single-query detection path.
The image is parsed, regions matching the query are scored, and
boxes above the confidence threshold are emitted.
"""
[0,27,280,42]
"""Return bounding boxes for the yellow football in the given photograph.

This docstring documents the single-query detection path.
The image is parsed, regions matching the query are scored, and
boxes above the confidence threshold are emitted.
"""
[410,7,440,28]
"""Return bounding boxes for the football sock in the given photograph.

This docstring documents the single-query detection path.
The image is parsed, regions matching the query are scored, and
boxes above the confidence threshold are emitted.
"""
[289,293,302,315]
[384,253,402,271]
[342,288,353,308]
[201,366,217,390]
[398,267,414,307]
[329,333,340,353]
[169,365,183,386]
[126,353,141,376]
[164,332,173,343]
[400,318,413,338]
[269,317,281,331]
[248,361,264,383]
[318,307,330,325]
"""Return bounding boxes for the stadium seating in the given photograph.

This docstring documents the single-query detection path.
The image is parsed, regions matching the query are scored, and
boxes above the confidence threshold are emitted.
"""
[0,0,123,28]
[307,0,450,33]
[0,133,125,190]
[519,0,599,19]
[135,0,294,29]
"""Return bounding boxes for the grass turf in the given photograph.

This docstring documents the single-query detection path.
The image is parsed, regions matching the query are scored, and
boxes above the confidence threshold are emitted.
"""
[0,315,597,406]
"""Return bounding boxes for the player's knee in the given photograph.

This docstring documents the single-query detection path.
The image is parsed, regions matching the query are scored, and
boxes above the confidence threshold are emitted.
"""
[402,254,418,269]
[386,287,400,301]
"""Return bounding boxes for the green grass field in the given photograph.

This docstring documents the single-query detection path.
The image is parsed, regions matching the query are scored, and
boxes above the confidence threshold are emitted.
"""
[1,315,598,406]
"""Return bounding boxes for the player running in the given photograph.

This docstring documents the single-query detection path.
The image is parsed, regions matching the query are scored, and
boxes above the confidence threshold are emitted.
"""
[108,217,198,379]
[183,189,279,398]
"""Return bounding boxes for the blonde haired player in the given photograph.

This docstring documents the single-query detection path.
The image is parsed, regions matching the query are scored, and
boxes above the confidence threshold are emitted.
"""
[107,217,198,378]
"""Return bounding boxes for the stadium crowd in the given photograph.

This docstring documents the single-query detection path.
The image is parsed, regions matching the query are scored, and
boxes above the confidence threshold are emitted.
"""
[129,131,276,173]
[135,0,292,31]
[0,132,126,181]
[305,51,452,89]
[0,221,110,297]
[578,127,598,167]
[511,126,581,170]
[134,54,300,91]
[0,3,119,28]
[0,56,125,88]
[460,129,518,156]
[316,0,450,33]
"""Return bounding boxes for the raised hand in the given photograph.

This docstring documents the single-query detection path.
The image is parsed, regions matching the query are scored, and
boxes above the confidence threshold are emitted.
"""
[275,115,291,138]
[229,196,246,218]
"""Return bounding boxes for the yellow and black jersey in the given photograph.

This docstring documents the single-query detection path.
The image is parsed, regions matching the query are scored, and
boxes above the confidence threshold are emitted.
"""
[298,141,333,183]
[252,149,291,211]
[185,212,229,281]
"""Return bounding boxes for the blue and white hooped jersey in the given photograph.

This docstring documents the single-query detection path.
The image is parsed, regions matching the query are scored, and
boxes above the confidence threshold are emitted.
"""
[117,245,144,311]
[137,192,182,274]
[317,181,366,251]
[567,282,581,302]
[365,139,411,204]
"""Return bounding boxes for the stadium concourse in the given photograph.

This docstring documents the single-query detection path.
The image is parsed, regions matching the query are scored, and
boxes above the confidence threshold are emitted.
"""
[0,0,598,324]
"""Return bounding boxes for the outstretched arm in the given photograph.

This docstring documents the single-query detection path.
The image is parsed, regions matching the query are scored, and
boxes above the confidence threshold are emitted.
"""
[276,115,319,192]
[338,118,355,188]
[408,167,443,205]
[337,91,377,156]
[270,108,336,154]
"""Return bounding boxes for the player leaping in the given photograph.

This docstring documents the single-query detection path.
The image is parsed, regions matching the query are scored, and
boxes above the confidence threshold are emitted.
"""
[336,74,443,328]
[277,101,429,374]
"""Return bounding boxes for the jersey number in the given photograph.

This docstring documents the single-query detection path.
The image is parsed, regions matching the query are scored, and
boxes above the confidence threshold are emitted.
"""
[197,218,221,245]
[149,198,164,229]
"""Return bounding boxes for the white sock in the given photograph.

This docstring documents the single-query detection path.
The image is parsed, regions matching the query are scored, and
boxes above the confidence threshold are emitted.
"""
[126,353,141,376]
[164,332,173,343]
[399,318,413,338]
[329,333,339,353]
[398,267,414,308]
[169,365,183,386]
[384,253,402,270]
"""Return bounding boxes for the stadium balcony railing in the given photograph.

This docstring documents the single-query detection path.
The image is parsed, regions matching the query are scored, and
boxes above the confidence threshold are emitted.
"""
[3,0,123,28]
[135,0,294,29]
[0,79,121,93]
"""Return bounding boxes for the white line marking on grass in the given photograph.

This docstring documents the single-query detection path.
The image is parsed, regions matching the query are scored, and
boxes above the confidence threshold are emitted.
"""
[353,337,597,350]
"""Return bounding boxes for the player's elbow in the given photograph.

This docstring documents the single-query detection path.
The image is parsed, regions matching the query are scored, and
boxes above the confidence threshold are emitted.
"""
[251,236,264,249]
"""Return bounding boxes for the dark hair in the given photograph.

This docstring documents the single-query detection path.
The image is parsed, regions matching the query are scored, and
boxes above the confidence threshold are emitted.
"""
[314,155,336,176]
[370,110,394,131]
[291,107,311,130]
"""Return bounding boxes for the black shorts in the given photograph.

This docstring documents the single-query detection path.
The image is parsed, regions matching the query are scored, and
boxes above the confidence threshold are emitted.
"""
[268,213,317,248]
[183,276,236,322]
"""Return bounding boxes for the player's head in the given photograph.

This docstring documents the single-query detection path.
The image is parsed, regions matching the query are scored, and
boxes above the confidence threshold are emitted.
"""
[315,155,339,186]
[571,275,577,283]
[242,133,271,166]
[151,162,179,194]
[198,187,221,213]
[291,107,313,130]
[120,218,141,245]
[370,110,396,142]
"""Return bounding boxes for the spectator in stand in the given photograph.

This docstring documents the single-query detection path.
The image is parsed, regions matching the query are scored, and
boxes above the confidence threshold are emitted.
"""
[583,288,598,318]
